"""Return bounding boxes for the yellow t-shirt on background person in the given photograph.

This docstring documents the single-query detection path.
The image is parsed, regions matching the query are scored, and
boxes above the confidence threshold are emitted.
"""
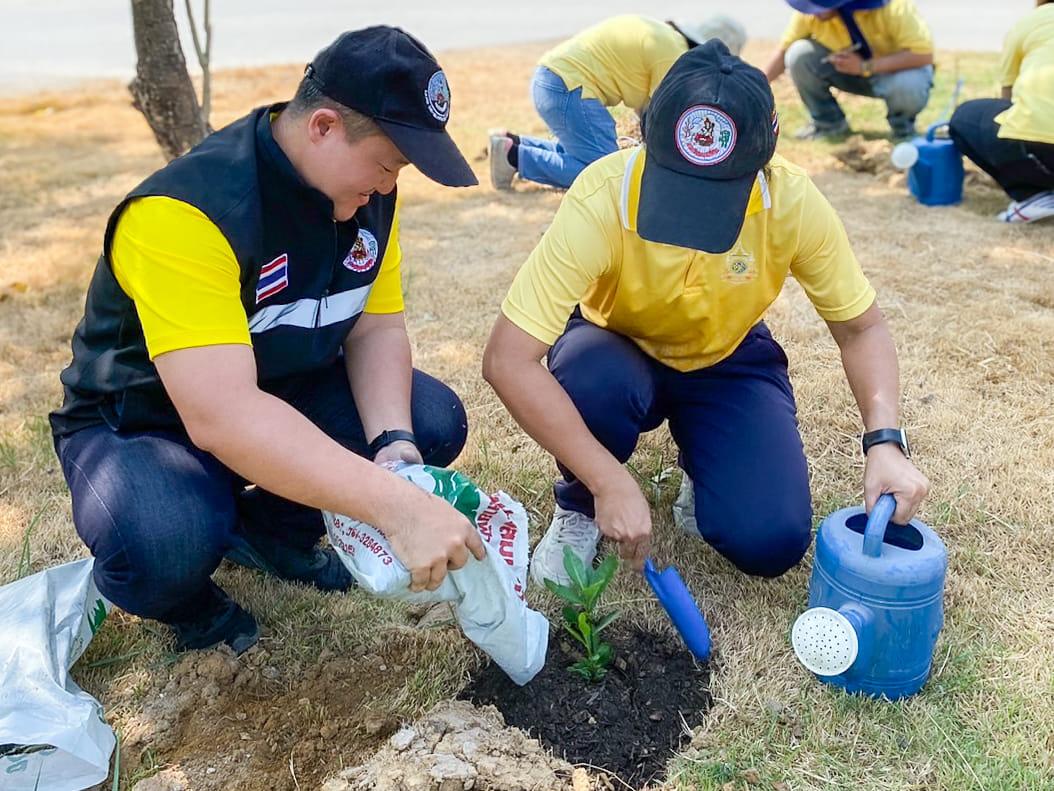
[995,3,1054,145]
[501,148,875,373]
[539,15,689,112]
[779,0,932,58]
[111,196,405,360]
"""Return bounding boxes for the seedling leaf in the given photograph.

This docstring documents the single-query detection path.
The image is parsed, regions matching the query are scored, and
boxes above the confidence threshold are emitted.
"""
[544,578,584,606]
[561,545,589,591]
[595,554,618,587]
[594,609,620,634]
[562,606,580,631]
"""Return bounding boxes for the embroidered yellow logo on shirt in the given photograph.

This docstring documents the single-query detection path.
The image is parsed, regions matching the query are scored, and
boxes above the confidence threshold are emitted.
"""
[722,246,757,283]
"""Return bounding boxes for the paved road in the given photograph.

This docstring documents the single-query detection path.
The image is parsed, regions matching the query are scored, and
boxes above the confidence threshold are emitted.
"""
[0,0,1030,94]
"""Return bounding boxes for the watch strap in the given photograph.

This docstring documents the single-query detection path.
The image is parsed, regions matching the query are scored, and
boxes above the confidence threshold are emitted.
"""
[862,428,908,457]
[368,429,417,457]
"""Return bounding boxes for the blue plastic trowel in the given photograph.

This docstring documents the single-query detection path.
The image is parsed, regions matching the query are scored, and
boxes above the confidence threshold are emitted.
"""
[644,558,711,661]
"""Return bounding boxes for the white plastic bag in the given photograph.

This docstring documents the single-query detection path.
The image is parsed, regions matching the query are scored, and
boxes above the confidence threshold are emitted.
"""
[324,463,549,685]
[0,558,115,791]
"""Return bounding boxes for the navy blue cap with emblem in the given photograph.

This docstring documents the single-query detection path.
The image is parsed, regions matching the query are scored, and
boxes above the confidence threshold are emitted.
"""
[637,39,778,254]
[306,26,477,187]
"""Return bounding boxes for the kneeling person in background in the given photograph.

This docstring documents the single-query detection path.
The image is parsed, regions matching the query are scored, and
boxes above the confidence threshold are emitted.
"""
[489,13,746,191]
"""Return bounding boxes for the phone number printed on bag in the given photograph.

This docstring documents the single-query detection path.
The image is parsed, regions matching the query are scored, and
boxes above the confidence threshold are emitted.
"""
[329,515,394,566]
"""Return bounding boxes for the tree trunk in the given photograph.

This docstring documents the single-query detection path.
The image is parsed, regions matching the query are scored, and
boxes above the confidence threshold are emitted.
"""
[128,0,208,160]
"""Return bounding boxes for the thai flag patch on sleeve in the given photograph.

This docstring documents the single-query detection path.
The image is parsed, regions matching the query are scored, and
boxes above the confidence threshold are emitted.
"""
[255,253,289,304]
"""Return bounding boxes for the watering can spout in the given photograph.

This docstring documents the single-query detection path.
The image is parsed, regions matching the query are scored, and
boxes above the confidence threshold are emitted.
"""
[644,559,711,661]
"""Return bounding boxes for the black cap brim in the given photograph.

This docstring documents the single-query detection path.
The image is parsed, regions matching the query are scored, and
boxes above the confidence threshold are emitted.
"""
[376,119,478,187]
[636,149,754,254]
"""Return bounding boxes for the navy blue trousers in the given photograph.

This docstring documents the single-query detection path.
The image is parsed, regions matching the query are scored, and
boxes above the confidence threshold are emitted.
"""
[54,362,467,624]
[949,98,1054,201]
[548,316,812,578]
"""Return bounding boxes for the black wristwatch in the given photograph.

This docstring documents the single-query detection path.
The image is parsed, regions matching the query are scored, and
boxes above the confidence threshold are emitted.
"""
[368,429,417,458]
[862,427,910,458]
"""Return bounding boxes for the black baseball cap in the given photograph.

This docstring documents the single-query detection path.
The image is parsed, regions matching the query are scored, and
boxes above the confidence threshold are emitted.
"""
[306,26,477,187]
[637,40,778,254]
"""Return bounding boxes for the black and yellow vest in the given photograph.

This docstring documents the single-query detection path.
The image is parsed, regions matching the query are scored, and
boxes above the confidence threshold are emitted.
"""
[50,104,396,437]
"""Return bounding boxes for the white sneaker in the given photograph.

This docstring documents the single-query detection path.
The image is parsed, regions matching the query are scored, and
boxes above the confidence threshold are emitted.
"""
[488,133,516,191]
[997,190,1054,224]
[529,506,600,587]
[672,472,699,537]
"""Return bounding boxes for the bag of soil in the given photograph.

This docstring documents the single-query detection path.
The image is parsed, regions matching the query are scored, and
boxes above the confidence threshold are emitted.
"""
[0,558,115,790]
[324,463,548,685]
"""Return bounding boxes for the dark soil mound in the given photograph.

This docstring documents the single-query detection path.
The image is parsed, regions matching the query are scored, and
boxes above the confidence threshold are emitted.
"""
[460,627,712,788]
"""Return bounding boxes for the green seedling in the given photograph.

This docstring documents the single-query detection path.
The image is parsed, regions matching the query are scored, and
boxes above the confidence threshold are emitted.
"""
[544,545,620,682]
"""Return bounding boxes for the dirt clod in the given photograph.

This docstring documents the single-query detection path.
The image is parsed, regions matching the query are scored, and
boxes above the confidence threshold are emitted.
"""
[324,700,574,791]
[133,768,191,791]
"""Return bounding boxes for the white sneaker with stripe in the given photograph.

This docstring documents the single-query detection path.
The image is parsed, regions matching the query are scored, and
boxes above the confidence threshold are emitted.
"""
[997,190,1054,224]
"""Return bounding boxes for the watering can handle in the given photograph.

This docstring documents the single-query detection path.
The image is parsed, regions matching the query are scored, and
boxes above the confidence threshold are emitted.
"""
[861,493,898,558]
[925,122,951,143]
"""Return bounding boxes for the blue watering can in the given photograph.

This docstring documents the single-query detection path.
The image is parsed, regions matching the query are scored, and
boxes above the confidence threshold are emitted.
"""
[905,122,964,206]
[791,494,946,700]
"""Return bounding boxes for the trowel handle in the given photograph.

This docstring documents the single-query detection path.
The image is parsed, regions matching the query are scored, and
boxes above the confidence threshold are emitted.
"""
[862,493,898,558]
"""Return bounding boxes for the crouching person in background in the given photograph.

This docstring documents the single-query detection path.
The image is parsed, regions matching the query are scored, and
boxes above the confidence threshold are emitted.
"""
[949,0,1054,224]
[764,0,934,141]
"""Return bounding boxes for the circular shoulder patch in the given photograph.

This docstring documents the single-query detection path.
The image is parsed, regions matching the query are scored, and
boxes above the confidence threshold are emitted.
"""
[343,228,379,273]
[675,105,737,167]
[425,70,450,123]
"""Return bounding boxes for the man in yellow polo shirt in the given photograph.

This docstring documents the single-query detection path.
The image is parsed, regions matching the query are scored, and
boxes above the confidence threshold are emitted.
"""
[949,0,1054,223]
[483,41,929,585]
[49,27,485,654]
[488,14,746,190]
[764,0,934,141]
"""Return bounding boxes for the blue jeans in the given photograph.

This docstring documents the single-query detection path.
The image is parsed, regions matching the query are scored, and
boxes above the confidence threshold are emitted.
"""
[547,316,812,578]
[785,38,933,138]
[54,363,467,625]
[517,66,619,189]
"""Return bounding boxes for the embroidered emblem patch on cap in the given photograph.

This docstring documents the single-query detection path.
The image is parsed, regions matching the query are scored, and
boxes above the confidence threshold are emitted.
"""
[675,105,737,166]
[424,70,450,123]
[343,229,379,272]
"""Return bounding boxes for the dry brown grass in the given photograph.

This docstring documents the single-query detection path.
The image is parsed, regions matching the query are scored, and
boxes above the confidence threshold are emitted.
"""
[1,40,1052,790]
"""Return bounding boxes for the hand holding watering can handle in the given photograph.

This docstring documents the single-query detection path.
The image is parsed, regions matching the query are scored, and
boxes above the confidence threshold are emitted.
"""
[861,493,898,558]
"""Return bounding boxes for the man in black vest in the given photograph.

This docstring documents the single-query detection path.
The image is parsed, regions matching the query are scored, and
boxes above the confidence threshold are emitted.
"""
[49,27,485,653]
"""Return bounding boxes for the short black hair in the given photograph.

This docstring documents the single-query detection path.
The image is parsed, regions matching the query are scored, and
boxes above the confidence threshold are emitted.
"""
[285,75,382,141]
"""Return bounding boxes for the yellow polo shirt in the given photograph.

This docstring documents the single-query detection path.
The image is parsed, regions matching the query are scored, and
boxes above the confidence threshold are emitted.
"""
[996,3,1054,145]
[111,196,405,360]
[779,0,932,57]
[502,148,875,372]
[539,15,689,112]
